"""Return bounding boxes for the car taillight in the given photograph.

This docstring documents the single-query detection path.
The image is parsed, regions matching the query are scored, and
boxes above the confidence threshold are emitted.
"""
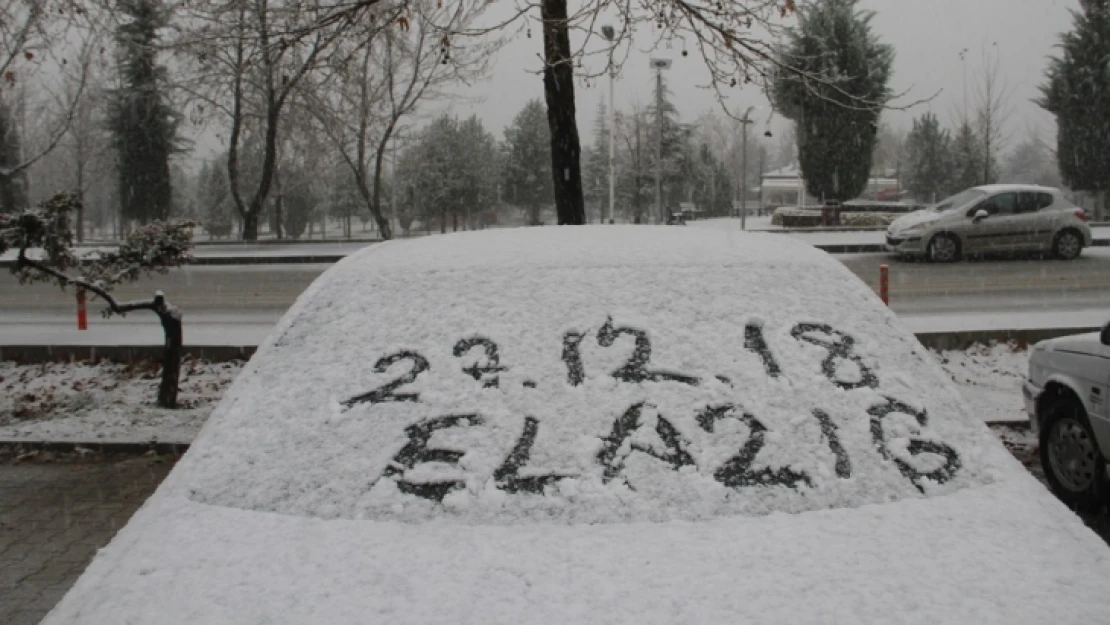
[1074,209,1089,222]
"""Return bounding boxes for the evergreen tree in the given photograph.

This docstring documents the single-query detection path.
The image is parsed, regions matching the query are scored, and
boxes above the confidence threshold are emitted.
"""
[457,116,500,230]
[0,100,28,213]
[950,122,984,194]
[283,184,314,240]
[196,160,233,239]
[903,113,954,203]
[1039,0,1110,214]
[692,143,732,216]
[106,0,179,225]
[584,100,610,222]
[772,0,894,202]
[503,100,553,225]
[651,86,691,213]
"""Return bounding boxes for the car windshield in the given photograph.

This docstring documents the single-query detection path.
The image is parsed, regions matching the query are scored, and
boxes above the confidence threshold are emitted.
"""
[183,231,993,525]
[930,189,988,213]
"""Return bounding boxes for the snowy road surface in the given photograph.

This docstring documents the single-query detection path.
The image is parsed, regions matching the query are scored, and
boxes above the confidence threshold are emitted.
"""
[3,251,1109,345]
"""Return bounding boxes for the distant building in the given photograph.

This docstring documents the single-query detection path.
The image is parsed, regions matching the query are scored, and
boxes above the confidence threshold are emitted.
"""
[759,163,900,208]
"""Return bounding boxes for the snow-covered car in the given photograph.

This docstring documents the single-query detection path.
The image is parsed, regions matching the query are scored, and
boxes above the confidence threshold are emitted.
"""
[1024,325,1110,510]
[44,228,1110,624]
[886,184,1091,262]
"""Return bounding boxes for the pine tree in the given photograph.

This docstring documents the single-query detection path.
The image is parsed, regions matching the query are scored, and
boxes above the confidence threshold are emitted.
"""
[584,100,610,222]
[772,0,894,203]
[903,113,954,203]
[197,160,233,239]
[1039,0,1110,216]
[106,0,179,225]
[950,122,983,194]
[503,100,553,225]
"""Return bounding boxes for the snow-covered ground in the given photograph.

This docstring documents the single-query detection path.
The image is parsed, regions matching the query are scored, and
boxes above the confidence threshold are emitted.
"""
[932,342,1028,424]
[0,358,242,444]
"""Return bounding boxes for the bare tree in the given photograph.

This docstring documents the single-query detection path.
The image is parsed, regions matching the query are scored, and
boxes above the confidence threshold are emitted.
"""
[180,0,355,240]
[300,2,486,239]
[974,45,1012,185]
[0,3,100,203]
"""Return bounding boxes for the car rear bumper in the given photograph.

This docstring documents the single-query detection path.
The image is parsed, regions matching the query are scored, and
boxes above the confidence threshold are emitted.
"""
[1023,378,1041,432]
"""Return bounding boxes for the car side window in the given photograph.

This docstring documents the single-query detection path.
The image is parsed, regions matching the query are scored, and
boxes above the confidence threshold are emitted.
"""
[1014,193,1038,214]
[970,192,1016,217]
[992,193,1017,216]
[1038,193,1054,209]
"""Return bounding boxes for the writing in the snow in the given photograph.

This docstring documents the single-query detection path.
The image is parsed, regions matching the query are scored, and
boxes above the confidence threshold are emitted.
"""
[343,318,961,502]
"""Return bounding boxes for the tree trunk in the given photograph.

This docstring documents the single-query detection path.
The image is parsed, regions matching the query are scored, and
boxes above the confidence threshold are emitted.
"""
[540,0,585,226]
[154,295,182,409]
[242,211,260,240]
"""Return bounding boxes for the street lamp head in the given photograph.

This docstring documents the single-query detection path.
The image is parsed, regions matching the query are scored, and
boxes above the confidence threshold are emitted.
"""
[650,58,672,70]
[601,25,615,41]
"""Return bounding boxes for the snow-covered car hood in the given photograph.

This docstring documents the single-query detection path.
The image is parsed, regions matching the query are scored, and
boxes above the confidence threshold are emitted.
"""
[41,476,1110,625]
[1036,332,1103,356]
[42,227,1110,624]
[889,210,942,233]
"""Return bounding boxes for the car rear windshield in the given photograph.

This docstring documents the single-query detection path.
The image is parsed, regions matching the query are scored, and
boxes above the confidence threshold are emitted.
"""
[185,240,995,524]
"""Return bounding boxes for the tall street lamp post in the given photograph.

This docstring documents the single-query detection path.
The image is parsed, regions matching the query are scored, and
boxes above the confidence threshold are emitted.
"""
[602,25,616,224]
[650,57,671,224]
[739,106,756,230]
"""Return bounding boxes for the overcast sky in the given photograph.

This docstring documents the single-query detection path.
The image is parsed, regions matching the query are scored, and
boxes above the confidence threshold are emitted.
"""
[431,0,1079,149]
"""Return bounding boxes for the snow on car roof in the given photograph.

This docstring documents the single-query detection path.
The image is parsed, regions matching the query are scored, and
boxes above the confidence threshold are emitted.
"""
[971,183,1062,194]
[180,226,998,524]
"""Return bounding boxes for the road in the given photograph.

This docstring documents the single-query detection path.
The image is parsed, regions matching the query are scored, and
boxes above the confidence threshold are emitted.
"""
[2,253,1108,343]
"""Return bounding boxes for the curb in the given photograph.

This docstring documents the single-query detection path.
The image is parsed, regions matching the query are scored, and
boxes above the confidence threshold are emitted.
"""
[0,440,190,456]
[1,328,1100,364]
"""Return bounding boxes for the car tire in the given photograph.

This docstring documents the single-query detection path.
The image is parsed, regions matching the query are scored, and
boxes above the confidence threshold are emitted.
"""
[1052,229,1083,260]
[926,233,961,263]
[1039,397,1107,512]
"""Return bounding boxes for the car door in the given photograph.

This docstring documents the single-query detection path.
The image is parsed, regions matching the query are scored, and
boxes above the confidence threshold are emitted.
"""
[1028,192,1061,250]
[963,192,1016,253]
[1004,192,1044,250]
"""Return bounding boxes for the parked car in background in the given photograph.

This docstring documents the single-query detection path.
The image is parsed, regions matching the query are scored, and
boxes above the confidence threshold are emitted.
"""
[885,185,1091,262]
[43,228,1110,624]
[1025,324,1110,510]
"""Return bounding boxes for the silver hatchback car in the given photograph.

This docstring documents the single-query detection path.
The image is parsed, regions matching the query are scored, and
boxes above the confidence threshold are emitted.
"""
[885,184,1092,262]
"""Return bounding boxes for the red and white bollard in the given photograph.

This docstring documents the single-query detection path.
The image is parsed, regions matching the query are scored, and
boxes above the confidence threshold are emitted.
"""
[77,287,88,331]
[879,264,889,306]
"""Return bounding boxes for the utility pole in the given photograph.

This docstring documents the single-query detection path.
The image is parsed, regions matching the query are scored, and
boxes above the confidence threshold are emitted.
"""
[650,58,671,224]
[739,106,755,230]
[602,25,617,224]
[959,48,968,124]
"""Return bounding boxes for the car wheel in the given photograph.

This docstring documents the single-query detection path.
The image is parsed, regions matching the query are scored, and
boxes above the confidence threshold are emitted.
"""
[1052,229,1083,260]
[926,233,960,263]
[1039,398,1107,511]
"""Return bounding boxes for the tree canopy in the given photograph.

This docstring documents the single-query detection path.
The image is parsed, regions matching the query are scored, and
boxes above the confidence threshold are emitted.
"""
[772,0,894,203]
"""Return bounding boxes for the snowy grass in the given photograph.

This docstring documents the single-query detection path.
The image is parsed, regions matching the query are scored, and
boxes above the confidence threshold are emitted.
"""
[0,358,244,444]
[0,342,1029,445]
[932,342,1028,424]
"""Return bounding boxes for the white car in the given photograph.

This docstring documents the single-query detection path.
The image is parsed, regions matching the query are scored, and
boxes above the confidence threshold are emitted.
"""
[886,185,1092,262]
[1025,326,1110,510]
[45,228,1110,624]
